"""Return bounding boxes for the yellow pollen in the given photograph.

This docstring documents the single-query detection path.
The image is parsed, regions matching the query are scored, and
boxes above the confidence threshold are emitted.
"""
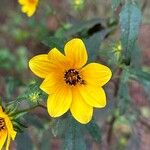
[0,117,6,131]
[64,69,84,86]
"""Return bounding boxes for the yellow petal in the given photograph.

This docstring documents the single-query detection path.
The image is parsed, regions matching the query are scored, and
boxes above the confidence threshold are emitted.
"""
[47,86,72,117]
[79,85,106,108]
[0,130,7,150]
[6,135,11,150]
[21,5,28,13]
[0,106,3,112]
[19,0,38,17]
[29,54,53,78]
[64,38,88,68]
[0,111,7,118]
[40,72,64,95]
[18,0,27,5]
[27,6,36,17]
[5,117,16,140]
[81,63,112,86]
[70,88,93,124]
[48,48,69,70]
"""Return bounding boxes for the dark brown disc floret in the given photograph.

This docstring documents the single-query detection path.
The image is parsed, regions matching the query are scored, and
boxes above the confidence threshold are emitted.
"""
[0,117,5,131]
[64,69,85,86]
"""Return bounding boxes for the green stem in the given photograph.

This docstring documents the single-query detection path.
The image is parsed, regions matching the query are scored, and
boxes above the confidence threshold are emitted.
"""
[10,104,46,117]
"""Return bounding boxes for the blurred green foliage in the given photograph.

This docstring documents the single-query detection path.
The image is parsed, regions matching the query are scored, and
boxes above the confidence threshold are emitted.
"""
[0,0,150,150]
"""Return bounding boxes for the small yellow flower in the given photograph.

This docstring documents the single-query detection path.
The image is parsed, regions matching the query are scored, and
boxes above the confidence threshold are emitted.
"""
[0,106,16,150]
[18,0,38,17]
[29,38,112,124]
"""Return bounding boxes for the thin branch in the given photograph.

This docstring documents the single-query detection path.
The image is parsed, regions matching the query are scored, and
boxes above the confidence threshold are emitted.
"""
[142,0,148,12]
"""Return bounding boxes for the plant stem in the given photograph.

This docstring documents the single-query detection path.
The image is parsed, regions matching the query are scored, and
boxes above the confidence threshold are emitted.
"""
[10,104,46,117]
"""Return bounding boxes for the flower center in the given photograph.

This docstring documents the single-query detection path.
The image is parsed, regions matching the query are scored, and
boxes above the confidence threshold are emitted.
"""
[0,117,6,131]
[28,0,36,4]
[64,69,84,86]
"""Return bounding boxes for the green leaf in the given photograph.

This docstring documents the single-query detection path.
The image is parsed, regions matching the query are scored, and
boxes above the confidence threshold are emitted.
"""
[12,121,27,132]
[41,129,52,150]
[5,102,18,115]
[84,29,111,62]
[25,114,45,129]
[42,36,66,52]
[111,0,122,10]
[99,41,122,68]
[66,18,106,37]
[5,76,22,100]
[117,68,131,114]
[16,130,33,150]
[129,68,150,101]
[130,43,141,68]
[85,119,101,142]
[119,3,141,65]
[63,116,86,150]
[51,117,68,137]
[11,111,27,120]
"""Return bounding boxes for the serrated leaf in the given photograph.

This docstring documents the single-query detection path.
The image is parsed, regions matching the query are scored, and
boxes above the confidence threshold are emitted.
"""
[119,4,141,64]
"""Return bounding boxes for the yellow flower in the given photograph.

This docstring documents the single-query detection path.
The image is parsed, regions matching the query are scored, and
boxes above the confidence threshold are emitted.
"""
[0,106,16,150]
[18,0,38,17]
[29,38,112,124]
